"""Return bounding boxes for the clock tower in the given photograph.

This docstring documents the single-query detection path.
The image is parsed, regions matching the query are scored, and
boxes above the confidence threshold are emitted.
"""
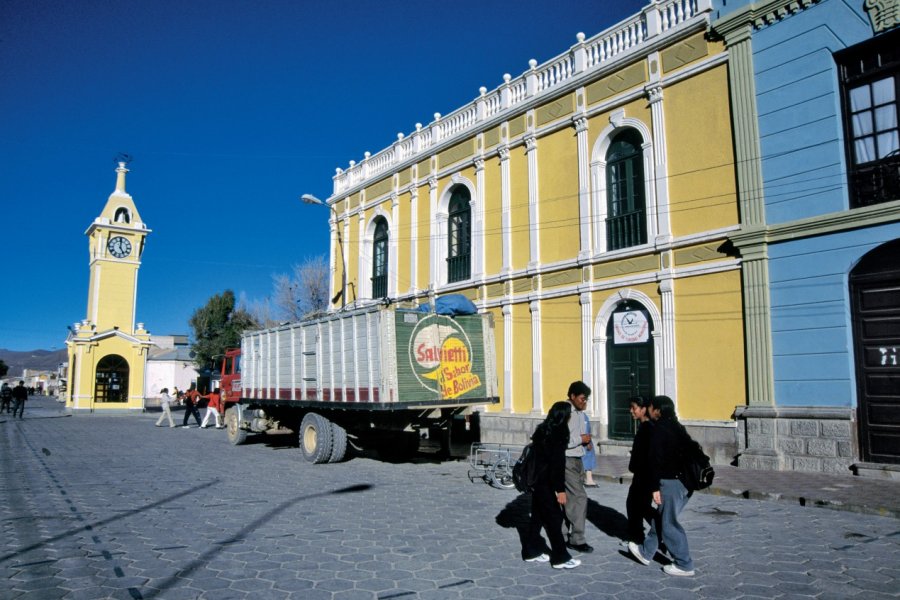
[66,162,153,412]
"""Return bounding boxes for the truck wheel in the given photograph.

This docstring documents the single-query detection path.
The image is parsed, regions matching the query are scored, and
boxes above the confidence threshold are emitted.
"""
[299,413,333,464]
[328,422,348,463]
[225,408,248,446]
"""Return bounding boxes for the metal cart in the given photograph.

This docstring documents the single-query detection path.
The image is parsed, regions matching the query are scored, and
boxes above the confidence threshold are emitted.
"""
[467,443,521,489]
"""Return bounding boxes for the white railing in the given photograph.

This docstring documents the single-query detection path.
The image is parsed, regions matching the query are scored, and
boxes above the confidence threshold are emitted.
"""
[332,0,710,196]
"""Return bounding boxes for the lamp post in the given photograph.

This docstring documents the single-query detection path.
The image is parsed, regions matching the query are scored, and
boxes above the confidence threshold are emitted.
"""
[301,194,347,310]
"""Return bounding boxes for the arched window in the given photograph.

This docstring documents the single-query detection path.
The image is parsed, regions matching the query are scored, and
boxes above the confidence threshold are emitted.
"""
[95,354,129,403]
[447,187,471,283]
[114,207,131,223]
[606,129,647,250]
[372,217,389,299]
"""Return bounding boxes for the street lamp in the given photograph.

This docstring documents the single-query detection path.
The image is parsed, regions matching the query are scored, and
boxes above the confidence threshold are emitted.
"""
[301,194,347,310]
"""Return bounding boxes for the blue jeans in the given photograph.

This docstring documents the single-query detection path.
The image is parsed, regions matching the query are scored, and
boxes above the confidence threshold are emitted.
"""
[640,478,693,571]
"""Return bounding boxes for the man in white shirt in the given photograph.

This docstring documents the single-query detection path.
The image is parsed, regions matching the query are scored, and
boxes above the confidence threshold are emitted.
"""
[563,380,593,553]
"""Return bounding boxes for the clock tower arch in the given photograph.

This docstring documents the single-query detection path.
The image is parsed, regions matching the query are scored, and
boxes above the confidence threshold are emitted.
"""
[65,162,153,412]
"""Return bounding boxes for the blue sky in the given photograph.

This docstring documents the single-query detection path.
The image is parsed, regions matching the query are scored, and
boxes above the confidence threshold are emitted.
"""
[0,0,647,352]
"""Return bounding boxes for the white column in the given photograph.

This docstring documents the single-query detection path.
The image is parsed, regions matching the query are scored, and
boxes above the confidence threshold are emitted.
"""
[648,85,670,244]
[473,158,485,280]
[502,303,513,413]
[428,176,439,289]
[580,292,593,412]
[357,212,366,301]
[660,278,676,399]
[390,193,399,297]
[590,158,607,255]
[525,136,540,271]
[328,218,338,308]
[499,146,512,275]
[530,299,543,414]
[574,116,592,262]
[409,187,418,295]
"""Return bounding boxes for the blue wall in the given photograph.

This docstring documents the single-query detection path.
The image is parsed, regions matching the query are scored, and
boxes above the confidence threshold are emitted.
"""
[751,1,871,224]
[769,222,900,407]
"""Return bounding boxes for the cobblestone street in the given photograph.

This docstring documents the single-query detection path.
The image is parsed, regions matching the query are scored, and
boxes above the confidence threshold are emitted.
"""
[2,408,899,599]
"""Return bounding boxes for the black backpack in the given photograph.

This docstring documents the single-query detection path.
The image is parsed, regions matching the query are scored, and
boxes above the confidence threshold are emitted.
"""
[512,443,544,493]
[678,434,715,495]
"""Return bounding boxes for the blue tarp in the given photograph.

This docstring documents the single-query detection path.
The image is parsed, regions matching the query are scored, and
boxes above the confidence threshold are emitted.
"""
[416,294,478,315]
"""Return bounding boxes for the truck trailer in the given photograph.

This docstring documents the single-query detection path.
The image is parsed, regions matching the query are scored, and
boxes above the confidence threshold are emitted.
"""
[220,305,499,463]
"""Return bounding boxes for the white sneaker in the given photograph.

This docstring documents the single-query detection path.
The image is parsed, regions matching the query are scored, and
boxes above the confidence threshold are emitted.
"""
[525,553,550,563]
[663,564,695,577]
[551,558,580,569]
[628,542,650,566]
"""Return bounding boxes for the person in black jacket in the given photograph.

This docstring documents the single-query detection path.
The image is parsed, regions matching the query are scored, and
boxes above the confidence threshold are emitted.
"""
[626,396,655,543]
[522,400,581,569]
[627,395,695,577]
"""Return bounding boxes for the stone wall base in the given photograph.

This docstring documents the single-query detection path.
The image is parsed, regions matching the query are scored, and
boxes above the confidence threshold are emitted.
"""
[735,406,857,474]
[478,412,739,465]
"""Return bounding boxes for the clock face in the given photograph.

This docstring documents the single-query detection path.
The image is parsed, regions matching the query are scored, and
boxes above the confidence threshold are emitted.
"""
[107,236,132,258]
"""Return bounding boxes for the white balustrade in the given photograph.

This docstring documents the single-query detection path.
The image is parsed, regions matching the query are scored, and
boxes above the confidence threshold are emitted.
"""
[331,0,709,196]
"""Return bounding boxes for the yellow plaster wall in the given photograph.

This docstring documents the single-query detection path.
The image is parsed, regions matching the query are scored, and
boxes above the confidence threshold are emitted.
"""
[486,305,504,413]
[509,147,530,271]
[512,303,533,413]
[396,191,411,294]
[96,265,137,332]
[537,128,579,265]
[416,184,431,290]
[665,65,738,237]
[483,156,503,276]
[540,296,581,411]
[674,270,745,420]
[344,212,359,304]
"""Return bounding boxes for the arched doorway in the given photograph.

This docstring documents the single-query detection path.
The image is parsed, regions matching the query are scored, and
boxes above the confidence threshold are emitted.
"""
[606,302,654,439]
[95,354,129,403]
[851,239,900,464]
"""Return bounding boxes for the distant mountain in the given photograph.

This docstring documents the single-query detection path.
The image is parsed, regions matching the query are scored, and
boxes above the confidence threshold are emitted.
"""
[0,349,68,377]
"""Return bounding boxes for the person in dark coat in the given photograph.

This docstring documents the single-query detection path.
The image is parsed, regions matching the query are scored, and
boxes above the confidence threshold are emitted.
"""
[627,395,696,577]
[522,400,581,570]
[626,396,655,543]
[11,381,28,419]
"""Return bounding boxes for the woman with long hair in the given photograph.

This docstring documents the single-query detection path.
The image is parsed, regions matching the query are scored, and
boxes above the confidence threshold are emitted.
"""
[626,396,655,543]
[522,400,581,569]
[627,395,695,577]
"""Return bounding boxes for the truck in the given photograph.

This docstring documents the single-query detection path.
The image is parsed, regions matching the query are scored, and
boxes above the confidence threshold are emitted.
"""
[218,304,499,463]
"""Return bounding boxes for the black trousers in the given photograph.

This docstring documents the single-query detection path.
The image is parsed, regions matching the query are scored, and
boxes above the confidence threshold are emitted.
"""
[183,404,202,426]
[523,484,572,566]
[626,478,657,543]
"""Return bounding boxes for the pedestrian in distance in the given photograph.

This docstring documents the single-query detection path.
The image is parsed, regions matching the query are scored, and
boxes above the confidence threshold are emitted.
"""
[181,385,203,428]
[626,396,656,543]
[154,388,176,428]
[0,382,12,414]
[582,410,597,487]
[11,381,28,419]
[563,380,593,554]
[627,395,696,577]
[200,388,224,428]
[522,400,581,570]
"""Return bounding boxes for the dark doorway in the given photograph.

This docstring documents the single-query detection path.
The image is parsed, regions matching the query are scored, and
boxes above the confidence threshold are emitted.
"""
[95,354,129,403]
[851,239,900,464]
[606,304,654,440]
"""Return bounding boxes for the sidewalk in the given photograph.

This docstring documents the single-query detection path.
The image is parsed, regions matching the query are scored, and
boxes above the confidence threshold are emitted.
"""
[6,397,900,518]
[593,454,900,519]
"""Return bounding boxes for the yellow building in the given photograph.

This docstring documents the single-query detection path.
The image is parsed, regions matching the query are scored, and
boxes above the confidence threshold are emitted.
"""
[316,1,744,460]
[65,163,152,412]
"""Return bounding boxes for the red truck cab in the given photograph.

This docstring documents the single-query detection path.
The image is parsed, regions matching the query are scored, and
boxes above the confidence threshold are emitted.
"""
[219,348,242,406]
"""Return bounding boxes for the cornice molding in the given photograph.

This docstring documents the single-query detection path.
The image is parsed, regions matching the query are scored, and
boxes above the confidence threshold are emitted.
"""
[711,0,822,39]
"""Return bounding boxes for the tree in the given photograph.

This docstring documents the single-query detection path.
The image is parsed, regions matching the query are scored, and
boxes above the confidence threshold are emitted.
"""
[188,290,259,369]
[272,255,331,321]
[0,359,7,378]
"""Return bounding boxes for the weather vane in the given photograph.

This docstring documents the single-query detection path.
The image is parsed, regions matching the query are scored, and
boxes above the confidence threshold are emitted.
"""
[114,152,133,166]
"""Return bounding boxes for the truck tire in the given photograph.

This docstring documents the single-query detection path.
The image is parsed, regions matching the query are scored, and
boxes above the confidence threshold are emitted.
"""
[328,422,348,463]
[225,408,248,446]
[299,413,333,464]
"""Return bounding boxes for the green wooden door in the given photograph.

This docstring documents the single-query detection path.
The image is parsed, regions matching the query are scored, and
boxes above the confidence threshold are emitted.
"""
[606,308,654,440]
